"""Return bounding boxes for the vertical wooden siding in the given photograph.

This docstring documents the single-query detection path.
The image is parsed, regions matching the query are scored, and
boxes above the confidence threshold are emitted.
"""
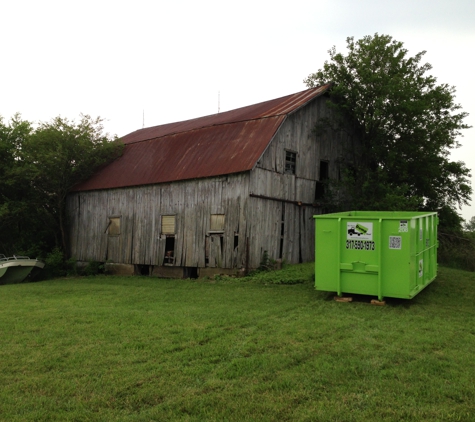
[67,173,257,268]
[248,95,360,264]
[67,96,360,270]
[256,95,359,180]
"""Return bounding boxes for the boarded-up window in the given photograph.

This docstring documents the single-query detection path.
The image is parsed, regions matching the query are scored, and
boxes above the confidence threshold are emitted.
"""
[210,214,225,232]
[108,217,121,236]
[161,215,176,235]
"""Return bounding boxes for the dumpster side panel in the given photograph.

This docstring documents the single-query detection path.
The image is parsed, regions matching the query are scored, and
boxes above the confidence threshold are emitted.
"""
[380,218,411,298]
[314,218,340,293]
[314,211,437,300]
[409,214,438,298]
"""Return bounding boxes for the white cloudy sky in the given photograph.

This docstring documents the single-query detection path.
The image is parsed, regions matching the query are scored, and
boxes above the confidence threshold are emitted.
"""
[2,0,474,220]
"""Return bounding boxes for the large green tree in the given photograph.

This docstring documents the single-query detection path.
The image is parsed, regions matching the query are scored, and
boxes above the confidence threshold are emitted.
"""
[305,34,471,227]
[0,115,40,254]
[0,114,122,257]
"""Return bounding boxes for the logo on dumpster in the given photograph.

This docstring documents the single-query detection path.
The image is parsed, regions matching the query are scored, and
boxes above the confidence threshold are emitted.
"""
[399,220,409,232]
[346,222,375,251]
[347,222,373,241]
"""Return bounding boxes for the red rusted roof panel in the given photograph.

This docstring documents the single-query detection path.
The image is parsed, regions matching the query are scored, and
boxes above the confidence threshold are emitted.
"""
[74,117,285,191]
[73,84,331,191]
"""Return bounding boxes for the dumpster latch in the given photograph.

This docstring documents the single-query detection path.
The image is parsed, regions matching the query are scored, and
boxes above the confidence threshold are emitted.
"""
[340,261,379,274]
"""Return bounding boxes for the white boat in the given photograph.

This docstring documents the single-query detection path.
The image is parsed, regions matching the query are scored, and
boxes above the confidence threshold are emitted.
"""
[0,255,45,284]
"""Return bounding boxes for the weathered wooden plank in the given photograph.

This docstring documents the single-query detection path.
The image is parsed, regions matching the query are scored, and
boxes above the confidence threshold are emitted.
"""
[296,178,317,205]
[67,94,359,271]
[68,172,311,268]
[157,235,166,266]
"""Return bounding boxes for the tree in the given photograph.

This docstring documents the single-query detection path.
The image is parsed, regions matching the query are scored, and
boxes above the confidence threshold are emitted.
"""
[0,115,45,255]
[21,115,123,255]
[465,216,475,233]
[304,34,471,228]
[0,114,122,257]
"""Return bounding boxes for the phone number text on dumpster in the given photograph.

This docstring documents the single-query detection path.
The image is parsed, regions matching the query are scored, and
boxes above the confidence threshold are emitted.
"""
[346,240,375,251]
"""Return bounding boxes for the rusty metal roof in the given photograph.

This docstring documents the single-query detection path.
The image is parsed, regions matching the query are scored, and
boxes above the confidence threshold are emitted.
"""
[73,84,331,191]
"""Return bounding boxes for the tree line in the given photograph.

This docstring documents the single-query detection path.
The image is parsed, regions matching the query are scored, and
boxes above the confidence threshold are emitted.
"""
[0,115,122,261]
[0,33,472,272]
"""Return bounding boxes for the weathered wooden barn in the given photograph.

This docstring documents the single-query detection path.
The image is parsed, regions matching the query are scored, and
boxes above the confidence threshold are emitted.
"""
[67,83,360,277]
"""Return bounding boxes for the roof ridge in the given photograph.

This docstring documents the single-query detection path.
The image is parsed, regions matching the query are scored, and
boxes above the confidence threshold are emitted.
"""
[121,84,331,145]
[122,114,284,145]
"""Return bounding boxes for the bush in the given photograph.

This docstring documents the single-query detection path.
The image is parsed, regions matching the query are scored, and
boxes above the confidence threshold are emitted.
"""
[438,231,475,272]
[82,261,105,276]
[39,248,77,279]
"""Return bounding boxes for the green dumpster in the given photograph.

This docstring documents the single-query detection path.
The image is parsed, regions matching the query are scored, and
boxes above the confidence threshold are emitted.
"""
[314,211,438,301]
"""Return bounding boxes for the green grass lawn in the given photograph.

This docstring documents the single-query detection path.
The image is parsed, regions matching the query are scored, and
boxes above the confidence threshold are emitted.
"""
[1,264,475,421]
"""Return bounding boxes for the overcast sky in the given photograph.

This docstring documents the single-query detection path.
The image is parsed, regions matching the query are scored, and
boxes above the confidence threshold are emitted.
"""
[2,0,474,220]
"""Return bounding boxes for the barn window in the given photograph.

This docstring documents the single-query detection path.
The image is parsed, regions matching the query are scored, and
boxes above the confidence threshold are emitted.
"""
[284,150,297,174]
[161,215,176,265]
[107,216,121,236]
[164,237,175,265]
[161,215,176,234]
[210,214,225,232]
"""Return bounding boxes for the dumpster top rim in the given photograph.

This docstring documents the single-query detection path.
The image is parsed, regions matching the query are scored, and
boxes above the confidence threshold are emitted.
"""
[313,211,437,220]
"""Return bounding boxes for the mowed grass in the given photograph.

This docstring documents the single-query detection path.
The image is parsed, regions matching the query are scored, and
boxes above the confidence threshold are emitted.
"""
[1,265,475,421]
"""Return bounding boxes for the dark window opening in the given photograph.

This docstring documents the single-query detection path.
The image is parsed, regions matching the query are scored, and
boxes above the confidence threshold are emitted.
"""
[205,236,209,266]
[279,203,285,259]
[285,151,297,175]
[234,233,239,250]
[205,236,212,266]
[315,160,329,200]
[164,235,175,265]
